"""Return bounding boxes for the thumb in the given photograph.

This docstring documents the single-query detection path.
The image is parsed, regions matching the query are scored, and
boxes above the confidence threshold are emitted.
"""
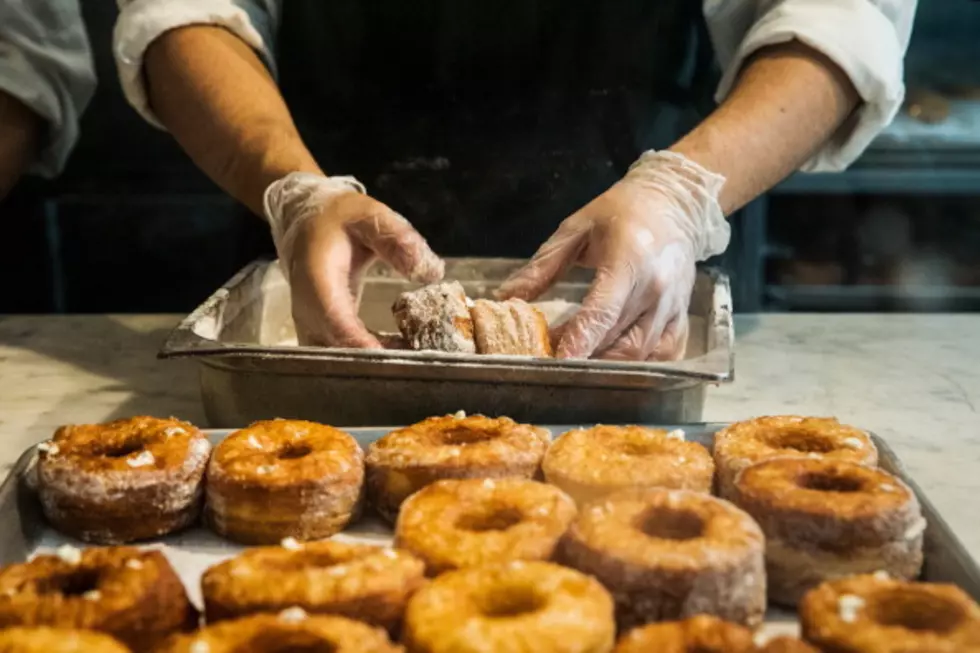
[348,207,445,284]
[496,219,587,301]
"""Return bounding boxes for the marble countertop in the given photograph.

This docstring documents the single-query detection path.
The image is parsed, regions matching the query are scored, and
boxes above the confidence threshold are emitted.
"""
[1,313,978,560]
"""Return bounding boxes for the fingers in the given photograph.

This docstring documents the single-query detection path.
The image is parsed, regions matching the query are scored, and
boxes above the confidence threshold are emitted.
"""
[347,202,445,284]
[291,235,382,349]
[597,308,689,362]
[495,219,587,301]
[554,263,634,359]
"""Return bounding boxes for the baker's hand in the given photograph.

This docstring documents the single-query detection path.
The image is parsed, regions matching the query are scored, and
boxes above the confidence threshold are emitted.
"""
[497,151,729,361]
[264,172,444,347]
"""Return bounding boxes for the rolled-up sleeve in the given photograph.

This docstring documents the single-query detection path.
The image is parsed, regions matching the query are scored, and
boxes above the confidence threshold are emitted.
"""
[0,0,97,177]
[703,0,917,172]
[114,0,280,129]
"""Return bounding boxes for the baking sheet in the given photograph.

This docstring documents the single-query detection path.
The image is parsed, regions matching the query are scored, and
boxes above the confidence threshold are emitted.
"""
[3,425,979,643]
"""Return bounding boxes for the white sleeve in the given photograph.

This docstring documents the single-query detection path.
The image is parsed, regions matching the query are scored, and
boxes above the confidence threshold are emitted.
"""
[0,0,96,178]
[703,0,917,172]
[113,0,281,129]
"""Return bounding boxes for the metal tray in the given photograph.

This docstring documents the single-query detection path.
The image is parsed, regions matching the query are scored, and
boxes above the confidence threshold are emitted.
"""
[1,424,977,642]
[159,259,734,427]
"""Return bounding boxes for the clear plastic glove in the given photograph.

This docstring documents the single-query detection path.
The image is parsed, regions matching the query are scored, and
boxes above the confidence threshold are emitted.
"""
[263,172,444,347]
[497,151,729,361]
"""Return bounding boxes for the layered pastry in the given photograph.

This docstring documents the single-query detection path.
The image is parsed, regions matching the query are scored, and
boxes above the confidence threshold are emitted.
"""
[731,457,925,606]
[206,419,364,544]
[36,416,210,543]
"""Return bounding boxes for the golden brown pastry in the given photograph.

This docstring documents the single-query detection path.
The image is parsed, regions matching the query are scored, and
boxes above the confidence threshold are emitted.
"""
[205,419,364,544]
[0,546,196,650]
[612,615,755,653]
[732,457,924,606]
[365,413,550,523]
[36,416,210,543]
[403,561,615,653]
[470,298,553,356]
[393,281,476,354]
[157,611,403,653]
[713,416,877,498]
[201,540,424,631]
[800,574,980,652]
[394,478,576,575]
[558,488,766,630]
[543,426,713,505]
[0,627,131,653]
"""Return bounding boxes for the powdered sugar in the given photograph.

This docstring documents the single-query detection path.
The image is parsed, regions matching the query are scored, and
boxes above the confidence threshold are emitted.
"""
[126,451,155,467]
[281,537,302,550]
[279,606,308,623]
[56,544,82,565]
[837,594,865,623]
[189,640,210,653]
[37,441,59,455]
[905,519,927,541]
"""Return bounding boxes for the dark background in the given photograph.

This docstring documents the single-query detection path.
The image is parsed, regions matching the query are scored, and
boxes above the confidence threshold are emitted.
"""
[3,1,979,315]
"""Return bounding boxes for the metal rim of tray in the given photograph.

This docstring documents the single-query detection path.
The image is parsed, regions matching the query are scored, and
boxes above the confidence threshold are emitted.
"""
[157,260,735,383]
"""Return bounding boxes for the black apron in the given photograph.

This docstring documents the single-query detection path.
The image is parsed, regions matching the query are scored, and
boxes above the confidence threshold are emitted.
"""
[277,0,718,257]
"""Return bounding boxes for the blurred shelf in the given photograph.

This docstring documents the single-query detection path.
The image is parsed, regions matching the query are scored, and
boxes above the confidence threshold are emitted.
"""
[766,284,980,312]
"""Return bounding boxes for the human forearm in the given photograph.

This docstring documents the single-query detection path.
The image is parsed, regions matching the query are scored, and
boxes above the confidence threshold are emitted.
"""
[0,90,40,200]
[144,25,319,215]
[670,40,860,214]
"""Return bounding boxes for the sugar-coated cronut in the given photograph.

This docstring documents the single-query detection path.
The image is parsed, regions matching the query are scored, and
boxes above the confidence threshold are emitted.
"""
[558,488,766,631]
[393,281,476,354]
[732,457,924,606]
[543,426,714,506]
[0,627,131,653]
[713,416,878,499]
[202,540,424,631]
[0,546,196,650]
[366,413,550,523]
[470,298,553,356]
[37,416,210,544]
[158,612,403,653]
[394,478,576,575]
[206,419,364,544]
[800,574,980,652]
[403,561,615,653]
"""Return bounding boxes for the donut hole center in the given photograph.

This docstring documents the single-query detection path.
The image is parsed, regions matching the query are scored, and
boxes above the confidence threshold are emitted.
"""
[457,508,524,532]
[478,586,546,618]
[769,430,836,454]
[799,472,863,493]
[871,590,966,634]
[636,507,705,541]
[441,427,497,446]
[99,439,144,458]
[40,569,101,597]
[278,443,313,460]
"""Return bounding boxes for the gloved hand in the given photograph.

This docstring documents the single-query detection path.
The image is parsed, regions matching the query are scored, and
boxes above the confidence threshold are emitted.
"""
[497,150,729,361]
[263,172,444,347]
